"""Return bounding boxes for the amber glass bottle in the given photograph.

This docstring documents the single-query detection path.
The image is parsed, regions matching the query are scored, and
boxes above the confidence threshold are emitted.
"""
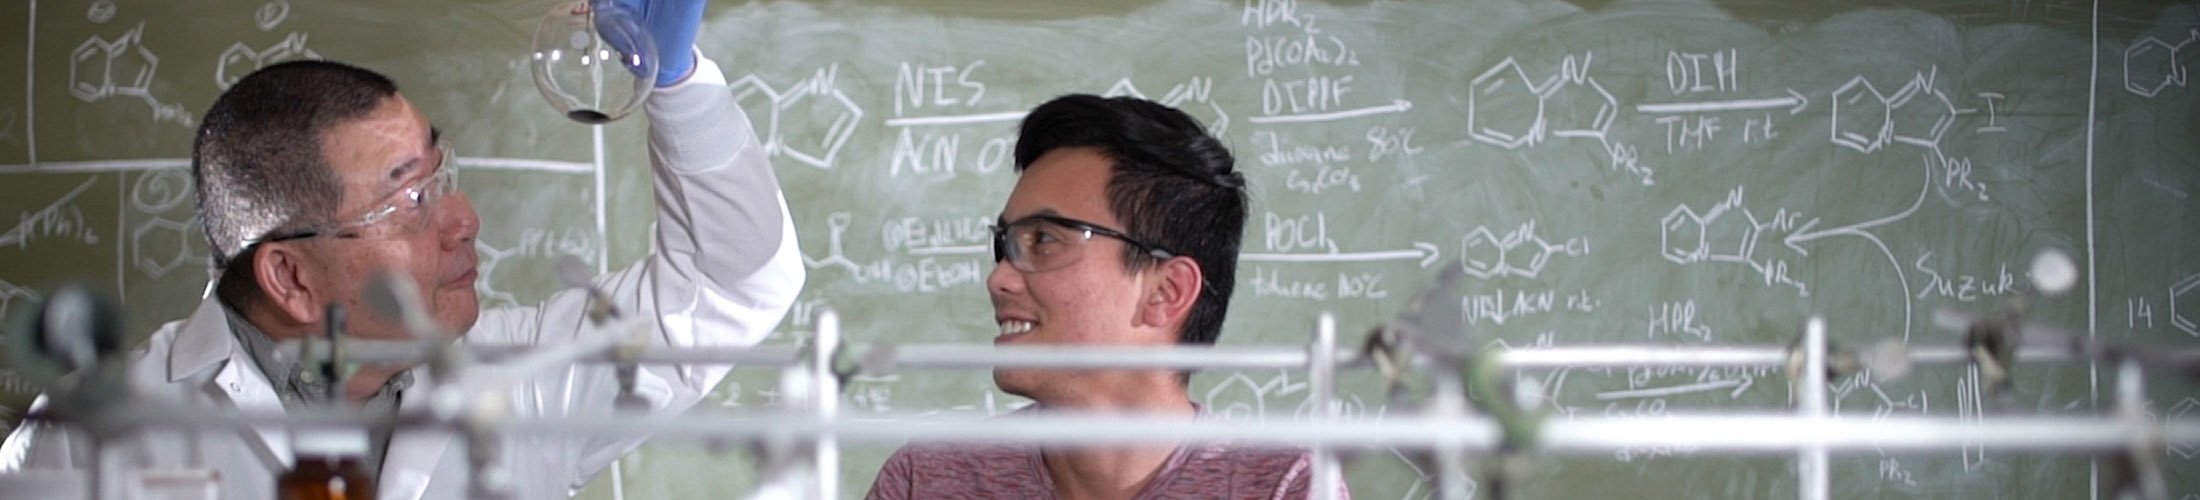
[277,429,376,500]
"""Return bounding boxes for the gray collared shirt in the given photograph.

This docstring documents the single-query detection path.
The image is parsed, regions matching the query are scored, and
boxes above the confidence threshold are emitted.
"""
[222,304,410,481]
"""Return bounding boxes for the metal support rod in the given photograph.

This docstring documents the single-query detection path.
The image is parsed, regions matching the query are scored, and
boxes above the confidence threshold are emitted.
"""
[891,344,1335,370]
[810,309,840,500]
[486,317,643,380]
[69,304,2198,500]
[2114,358,2167,499]
[1430,374,1470,500]
[1797,317,1829,500]
[93,436,119,500]
[1502,345,1788,368]
[49,403,2200,453]
[1309,312,1340,500]
[291,339,2200,373]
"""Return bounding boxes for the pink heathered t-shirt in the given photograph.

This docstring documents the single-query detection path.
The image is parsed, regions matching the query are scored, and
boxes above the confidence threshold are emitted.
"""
[864,409,1349,500]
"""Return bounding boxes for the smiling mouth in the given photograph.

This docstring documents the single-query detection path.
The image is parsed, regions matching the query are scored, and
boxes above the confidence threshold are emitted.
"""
[998,320,1033,337]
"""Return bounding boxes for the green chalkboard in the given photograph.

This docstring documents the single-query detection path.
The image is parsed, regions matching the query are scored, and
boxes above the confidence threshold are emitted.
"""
[2,0,2196,498]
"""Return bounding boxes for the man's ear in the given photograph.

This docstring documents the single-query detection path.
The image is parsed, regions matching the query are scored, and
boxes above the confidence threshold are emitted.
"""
[252,243,326,325]
[1139,257,1204,328]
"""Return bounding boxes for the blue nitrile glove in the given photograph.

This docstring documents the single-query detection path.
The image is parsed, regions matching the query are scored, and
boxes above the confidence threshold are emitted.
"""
[596,0,704,87]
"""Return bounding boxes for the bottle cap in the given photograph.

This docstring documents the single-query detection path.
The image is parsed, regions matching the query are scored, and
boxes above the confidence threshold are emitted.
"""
[291,427,368,457]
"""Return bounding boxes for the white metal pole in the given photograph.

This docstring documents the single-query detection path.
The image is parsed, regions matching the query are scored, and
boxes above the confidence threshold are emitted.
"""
[1431,374,1470,499]
[55,404,2200,452]
[811,310,840,500]
[299,340,2197,372]
[2113,358,2167,499]
[1310,312,1340,500]
[1798,317,1830,500]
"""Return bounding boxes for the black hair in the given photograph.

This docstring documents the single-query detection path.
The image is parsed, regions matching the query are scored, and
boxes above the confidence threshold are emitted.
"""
[193,59,398,310]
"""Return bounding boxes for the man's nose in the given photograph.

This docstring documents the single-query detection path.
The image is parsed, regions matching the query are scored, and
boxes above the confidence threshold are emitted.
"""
[986,258,1026,298]
[437,191,480,248]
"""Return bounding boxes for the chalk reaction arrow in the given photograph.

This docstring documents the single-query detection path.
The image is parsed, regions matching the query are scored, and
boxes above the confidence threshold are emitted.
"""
[1242,241,1441,268]
[1635,89,1808,115]
[1248,99,1414,125]
[1780,166,1931,340]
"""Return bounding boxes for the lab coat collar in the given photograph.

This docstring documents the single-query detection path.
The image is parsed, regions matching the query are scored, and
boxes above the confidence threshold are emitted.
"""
[165,297,234,383]
[164,296,293,468]
[161,296,456,500]
[381,368,452,500]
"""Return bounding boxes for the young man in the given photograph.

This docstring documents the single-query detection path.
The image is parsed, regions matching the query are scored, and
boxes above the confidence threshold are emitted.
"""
[0,1,803,498]
[866,95,1345,499]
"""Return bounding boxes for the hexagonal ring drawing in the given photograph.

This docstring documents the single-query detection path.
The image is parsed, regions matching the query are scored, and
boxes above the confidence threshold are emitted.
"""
[133,217,197,278]
[2123,36,2189,98]
[1829,76,1893,153]
[1461,226,1507,279]
[2171,273,2200,337]
[1660,205,1707,264]
[70,37,114,101]
[1466,57,1549,150]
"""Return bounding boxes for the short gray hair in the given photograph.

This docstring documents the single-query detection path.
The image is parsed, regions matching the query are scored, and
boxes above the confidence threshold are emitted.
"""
[193,59,398,307]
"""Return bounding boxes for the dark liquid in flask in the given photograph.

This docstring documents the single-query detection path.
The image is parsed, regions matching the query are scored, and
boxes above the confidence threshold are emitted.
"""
[567,109,612,124]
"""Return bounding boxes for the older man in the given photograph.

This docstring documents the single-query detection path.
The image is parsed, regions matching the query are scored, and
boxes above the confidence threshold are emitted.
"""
[0,1,802,498]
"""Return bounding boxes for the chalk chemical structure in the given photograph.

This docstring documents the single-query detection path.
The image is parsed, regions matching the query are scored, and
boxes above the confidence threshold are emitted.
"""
[68,23,193,127]
[1,178,101,250]
[801,212,987,295]
[1659,186,1813,295]
[2174,273,2200,337]
[1825,68,1991,203]
[1466,53,1652,186]
[130,217,196,279]
[215,32,319,89]
[473,227,598,308]
[1106,76,1231,137]
[729,64,865,170]
[127,169,200,278]
[1459,220,1589,280]
[2124,29,2200,98]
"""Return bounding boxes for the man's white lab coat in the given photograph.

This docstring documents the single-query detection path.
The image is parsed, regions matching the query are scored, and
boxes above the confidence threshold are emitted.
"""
[0,55,804,500]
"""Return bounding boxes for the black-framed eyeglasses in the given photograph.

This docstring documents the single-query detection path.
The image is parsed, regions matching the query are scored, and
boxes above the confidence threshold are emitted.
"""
[990,214,1175,273]
[254,142,460,245]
